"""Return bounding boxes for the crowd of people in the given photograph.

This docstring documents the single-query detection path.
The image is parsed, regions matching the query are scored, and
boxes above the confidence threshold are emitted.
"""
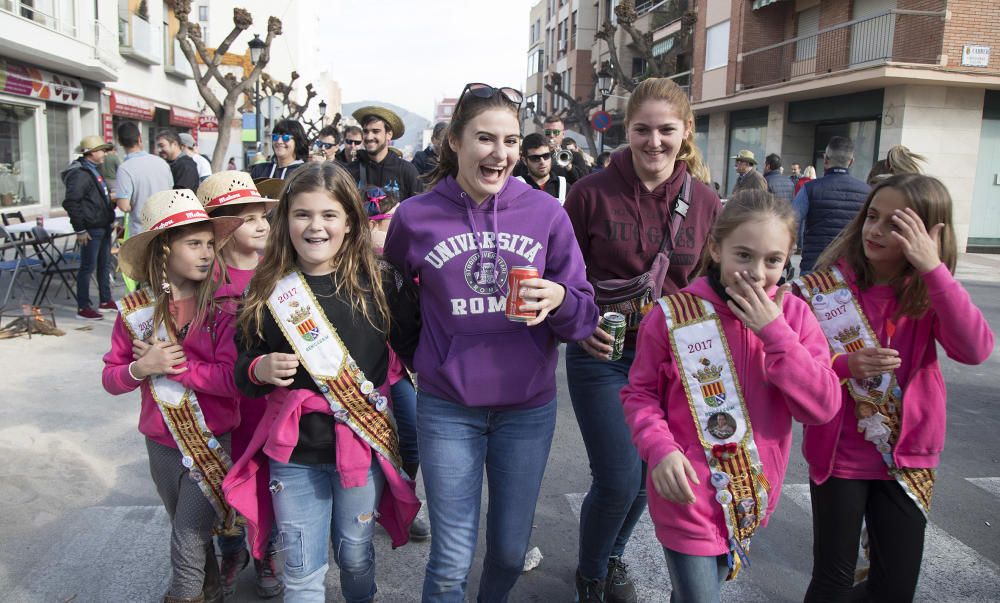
[49,76,992,603]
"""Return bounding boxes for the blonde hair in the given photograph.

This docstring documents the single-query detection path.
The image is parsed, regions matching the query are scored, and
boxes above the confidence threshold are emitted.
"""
[139,222,221,341]
[815,174,957,318]
[695,189,798,276]
[625,78,711,184]
[867,145,925,184]
[238,162,390,340]
[803,165,817,179]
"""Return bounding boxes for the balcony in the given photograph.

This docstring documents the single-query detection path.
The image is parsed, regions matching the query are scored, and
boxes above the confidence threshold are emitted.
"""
[635,0,687,35]
[0,0,76,36]
[164,38,192,78]
[118,11,162,65]
[738,9,946,91]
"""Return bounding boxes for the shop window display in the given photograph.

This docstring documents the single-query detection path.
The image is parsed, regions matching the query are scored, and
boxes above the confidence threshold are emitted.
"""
[0,101,39,208]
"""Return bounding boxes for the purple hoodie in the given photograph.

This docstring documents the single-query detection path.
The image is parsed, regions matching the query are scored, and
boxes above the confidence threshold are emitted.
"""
[384,175,598,410]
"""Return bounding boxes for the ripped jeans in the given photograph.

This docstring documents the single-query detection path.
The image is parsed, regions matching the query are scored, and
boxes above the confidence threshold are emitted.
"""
[269,457,385,603]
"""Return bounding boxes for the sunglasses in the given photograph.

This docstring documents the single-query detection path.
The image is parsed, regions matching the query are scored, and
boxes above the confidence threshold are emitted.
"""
[526,152,552,162]
[314,141,336,150]
[459,83,524,108]
[543,129,562,136]
[344,139,363,146]
[271,133,292,143]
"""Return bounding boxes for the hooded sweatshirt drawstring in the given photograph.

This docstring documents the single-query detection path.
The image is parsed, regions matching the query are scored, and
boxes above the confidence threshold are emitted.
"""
[461,189,506,297]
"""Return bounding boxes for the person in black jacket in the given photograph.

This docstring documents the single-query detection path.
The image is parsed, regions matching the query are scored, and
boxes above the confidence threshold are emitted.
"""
[412,121,447,177]
[155,130,200,190]
[62,135,118,319]
[763,152,794,203]
[347,106,422,201]
[542,115,589,184]
[250,119,308,180]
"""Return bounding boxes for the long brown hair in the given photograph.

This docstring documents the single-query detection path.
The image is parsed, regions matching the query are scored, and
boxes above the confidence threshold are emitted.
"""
[695,189,798,276]
[815,173,957,318]
[625,77,711,184]
[139,222,221,341]
[427,90,520,187]
[238,161,390,340]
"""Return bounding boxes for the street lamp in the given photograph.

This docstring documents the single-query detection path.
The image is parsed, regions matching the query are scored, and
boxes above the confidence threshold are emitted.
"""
[597,65,613,154]
[318,100,327,123]
[248,33,265,147]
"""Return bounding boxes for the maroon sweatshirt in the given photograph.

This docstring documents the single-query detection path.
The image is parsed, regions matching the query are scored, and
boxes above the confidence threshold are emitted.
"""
[565,150,721,345]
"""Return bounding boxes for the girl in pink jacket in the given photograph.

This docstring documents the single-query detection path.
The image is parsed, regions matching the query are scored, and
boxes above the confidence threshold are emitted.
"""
[102,189,243,603]
[797,174,994,602]
[621,190,840,602]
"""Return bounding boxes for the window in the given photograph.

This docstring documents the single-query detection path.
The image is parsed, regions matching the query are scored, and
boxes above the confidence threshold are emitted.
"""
[0,100,41,208]
[571,11,577,49]
[632,56,646,78]
[198,5,208,21]
[527,49,544,76]
[46,103,69,206]
[795,7,819,61]
[559,19,568,53]
[705,20,730,71]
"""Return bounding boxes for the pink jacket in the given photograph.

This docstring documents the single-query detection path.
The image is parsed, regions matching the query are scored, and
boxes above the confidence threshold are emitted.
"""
[102,303,241,448]
[621,277,840,556]
[223,386,420,559]
[802,262,994,483]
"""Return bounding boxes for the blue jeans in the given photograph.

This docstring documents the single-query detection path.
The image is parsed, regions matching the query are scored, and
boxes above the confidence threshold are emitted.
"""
[565,342,647,580]
[663,548,728,603]
[269,457,384,603]
[391,377,419,468]
[76,226,112,309]
[417,391,557,602]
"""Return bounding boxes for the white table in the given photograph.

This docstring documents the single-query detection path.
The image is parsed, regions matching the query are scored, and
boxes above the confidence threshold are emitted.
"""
[4,216,75,236]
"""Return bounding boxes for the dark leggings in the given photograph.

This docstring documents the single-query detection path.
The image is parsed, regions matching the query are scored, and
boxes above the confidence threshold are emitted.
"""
[805,477,926,603]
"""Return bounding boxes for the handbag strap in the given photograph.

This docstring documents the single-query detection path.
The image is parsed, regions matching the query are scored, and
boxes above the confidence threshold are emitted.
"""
[656,172,692,256]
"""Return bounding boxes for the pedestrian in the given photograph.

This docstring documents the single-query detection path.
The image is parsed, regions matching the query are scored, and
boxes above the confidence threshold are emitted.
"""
[224,161,422,602]
[228,157,238,171]
[250,119,308,181]
[794,165,816,196]
[763,153,794,203]
[563,76,722,603]
[114,122,174,237]
[383,82,598,601]
[156,131,201,191]
[313,125,340,163]
[793,136,871,274]
[101,189,244,603]
[347,106,422,201]
[592,152,611,173]
[730,150,767,196]
[62,135,118,320]
[621,189,840,601]
[540,115,589,183]
[866,144,925,185]
[335,125,363,166]
[179,133,213,182]
[795,174,994,602]
[515,132,568,204]
[195,171,285,598]
[412,121,448,177]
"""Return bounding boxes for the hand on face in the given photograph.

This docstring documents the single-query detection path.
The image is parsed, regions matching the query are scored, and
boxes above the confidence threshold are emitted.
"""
[725,270,788,334]
[889,207,944,274]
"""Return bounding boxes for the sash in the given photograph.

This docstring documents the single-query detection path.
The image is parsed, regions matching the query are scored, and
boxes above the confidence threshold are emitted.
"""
[116,289,238,533]
[658,293,770,580]
[266,272,403,469]
[794,267,934,516]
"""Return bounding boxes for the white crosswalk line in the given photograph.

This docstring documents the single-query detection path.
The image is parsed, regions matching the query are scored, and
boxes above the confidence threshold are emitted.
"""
[566,492,772,601]
[967,477,1000,498]
[782,483,1000,602]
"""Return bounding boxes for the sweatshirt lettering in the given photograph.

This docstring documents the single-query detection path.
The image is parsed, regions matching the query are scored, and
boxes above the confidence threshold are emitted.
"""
[450,295,507,316]
[424,231,543,268]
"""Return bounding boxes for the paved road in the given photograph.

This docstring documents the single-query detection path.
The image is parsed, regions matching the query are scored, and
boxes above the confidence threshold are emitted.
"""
[1,259,998,602]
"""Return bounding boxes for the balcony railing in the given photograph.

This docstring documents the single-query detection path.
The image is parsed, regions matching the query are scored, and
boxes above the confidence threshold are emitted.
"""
[94,21,124,72]
[1,0,76,36]
[738,9,946,90]
[164,38,193,78]
[636,0,687,32]
[118,11,162,65]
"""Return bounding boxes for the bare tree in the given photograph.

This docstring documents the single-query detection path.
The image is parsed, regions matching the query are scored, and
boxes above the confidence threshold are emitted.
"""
[174,1,282,171]
[542,70,602,156]
[259,71,317,121]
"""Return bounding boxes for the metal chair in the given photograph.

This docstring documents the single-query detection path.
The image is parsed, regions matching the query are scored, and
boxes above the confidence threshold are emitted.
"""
[29,226,79,306]
[0,237,43,307]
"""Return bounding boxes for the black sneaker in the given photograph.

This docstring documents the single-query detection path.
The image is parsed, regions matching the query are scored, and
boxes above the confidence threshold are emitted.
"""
[575,570,606,602]
[606,557,637,603]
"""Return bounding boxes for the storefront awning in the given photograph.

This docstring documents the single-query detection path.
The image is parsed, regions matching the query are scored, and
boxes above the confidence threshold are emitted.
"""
[170,107,200,128]
[109,91,155,121]
[0,59,83,105]
[752,0,790,9]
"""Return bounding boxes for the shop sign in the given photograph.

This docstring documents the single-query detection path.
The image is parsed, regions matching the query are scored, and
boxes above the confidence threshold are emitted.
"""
[102,113,114,144]
[110,91,155,121]
[198,114,219,132]
[0,59,83,105]
[962,45,990,67]
[170,106,200,128]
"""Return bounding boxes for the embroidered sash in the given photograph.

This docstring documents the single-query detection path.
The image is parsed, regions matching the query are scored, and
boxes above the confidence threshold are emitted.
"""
[794,268,934,516]
[266,272,403,469]
[658,293,770,580]
[116,289,238,533]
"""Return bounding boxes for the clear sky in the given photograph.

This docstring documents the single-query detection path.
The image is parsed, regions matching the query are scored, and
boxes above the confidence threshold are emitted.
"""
[318,0,538,120]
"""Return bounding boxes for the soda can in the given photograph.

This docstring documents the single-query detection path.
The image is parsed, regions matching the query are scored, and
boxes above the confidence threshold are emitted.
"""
[599,312,627,361]
[505,265,540,322]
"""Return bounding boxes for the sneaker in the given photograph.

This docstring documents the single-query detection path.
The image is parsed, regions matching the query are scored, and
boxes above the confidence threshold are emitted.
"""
[254,548,285,599]
[605,557,637,603]
[409,515,431,542]
[221,547,250,595]
[98,301,117,312]
[575,570,606,602]
[77,307,103,320]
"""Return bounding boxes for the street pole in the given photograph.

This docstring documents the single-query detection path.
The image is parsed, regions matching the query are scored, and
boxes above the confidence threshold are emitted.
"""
[255,79,262,151]
[599,94,607,155]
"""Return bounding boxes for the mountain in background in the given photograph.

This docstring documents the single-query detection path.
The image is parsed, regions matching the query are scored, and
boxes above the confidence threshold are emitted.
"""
[342,101,430,154]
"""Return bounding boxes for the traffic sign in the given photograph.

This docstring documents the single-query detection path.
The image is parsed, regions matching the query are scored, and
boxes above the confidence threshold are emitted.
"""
[591,110,612,132]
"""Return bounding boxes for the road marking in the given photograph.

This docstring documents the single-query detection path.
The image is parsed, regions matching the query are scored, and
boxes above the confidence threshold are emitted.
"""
[782,483,1000,602]
[566,492,771,601]
[967,477,1000,498]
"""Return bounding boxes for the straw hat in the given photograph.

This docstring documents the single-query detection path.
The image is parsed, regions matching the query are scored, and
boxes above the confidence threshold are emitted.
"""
[76,135,113,154]
[253,177,286,200]
[352,106,405,137]
[731,149,757,165]
[198,171,276,213]
[117,189,243,281]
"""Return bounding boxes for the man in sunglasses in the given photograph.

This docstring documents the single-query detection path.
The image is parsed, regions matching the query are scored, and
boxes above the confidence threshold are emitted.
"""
[313,125,340,162]
[515,133,568,205]
[347,105,422,201]
[542,115,589,184]
[335,125,363,165]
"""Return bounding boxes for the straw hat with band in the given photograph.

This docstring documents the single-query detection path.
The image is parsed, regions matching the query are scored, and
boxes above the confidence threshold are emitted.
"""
[252,177,287,200]
[117,189,243,282]
[198,171,277,214]
[76,135,114,155]
[352,106,405,138]
[731,149,757,165]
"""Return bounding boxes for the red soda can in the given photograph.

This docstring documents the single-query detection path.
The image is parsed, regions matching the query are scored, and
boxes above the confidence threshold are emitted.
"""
[505,265,540,322]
